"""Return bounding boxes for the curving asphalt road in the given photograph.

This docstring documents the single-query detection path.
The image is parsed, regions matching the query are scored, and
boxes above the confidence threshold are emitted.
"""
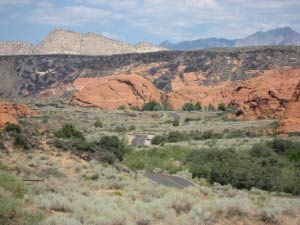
[144,172,195,189]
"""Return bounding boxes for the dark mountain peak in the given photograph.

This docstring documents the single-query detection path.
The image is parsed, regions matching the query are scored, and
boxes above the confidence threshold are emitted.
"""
[161,27,300,50]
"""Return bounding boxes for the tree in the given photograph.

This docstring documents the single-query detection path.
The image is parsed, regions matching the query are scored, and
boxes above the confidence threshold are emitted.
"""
[100,136,126,160]
[217,103,226,111]
[143,101,162,111]
[194,102,202,111]
[182,103,194,112]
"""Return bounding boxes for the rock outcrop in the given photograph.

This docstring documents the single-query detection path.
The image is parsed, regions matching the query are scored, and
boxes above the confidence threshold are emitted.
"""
[0,101,35,128]
[0,29,167,56]
[278,80,300,134]
[0,46,300,121]
[0,42,34,55]
[69,75,161,109]
[68,68,300,119]
[166,69,299,120]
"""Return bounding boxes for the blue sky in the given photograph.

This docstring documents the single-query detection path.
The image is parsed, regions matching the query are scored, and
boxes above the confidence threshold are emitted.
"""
[1,0,300,45]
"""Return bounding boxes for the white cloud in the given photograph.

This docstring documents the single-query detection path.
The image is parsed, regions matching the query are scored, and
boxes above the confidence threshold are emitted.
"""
[30,4,123,26]
[22,0,300,42]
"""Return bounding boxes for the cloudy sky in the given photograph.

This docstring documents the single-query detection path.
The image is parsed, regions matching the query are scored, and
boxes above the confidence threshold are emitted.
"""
[1,0,300,44]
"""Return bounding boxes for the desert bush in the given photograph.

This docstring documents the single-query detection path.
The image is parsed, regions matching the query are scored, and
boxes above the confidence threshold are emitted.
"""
[114,125,127,133]
[188,140,300,195]
[84,173,99,181]
[217,102,226,111]
[182,103,194,112]
[0,194,44,225]
[117,105,126,110]
[54,124,85,141]
[167,131,189,142]
[100,135,126,160]
[94,119,103,128]
[13,133,31,149]
[128,125,136,131]
[124,146,187,173]
[194,102,202,111]
[40,216,81,225]
[130,105,140,111]
[185,205,214,225]
[0,165,27,198]
[37,193,73,212]
[101,152,116,164]
[208,196,253,218]
[142,101,162,111]
[151,135,166,145]
[4,123,21,134]
[163,191,196,214]
[249,143,273,157]
[172,119,180,126]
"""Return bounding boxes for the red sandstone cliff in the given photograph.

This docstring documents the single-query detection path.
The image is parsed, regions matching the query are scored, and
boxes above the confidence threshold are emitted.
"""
[69,75,161,110]
[0,101,35,128]
[278,80,300,133]
[69,69,300,121]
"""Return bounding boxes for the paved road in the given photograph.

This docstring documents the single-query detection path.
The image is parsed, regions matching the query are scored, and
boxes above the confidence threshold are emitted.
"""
[131,135,148,146]
[144,172,195,189]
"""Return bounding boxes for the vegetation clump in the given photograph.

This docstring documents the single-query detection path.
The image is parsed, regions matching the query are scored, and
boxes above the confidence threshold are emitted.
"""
[182,103,194,112]
[142,101,162,111]
[188,139,300,195]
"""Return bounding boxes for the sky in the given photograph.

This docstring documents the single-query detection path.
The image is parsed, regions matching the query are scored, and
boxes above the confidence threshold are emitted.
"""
[0,0,300,45]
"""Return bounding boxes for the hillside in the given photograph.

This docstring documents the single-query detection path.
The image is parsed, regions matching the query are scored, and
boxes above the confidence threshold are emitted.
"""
[0,29,167,56]
[0,46,300,120]
[161,27,300,50]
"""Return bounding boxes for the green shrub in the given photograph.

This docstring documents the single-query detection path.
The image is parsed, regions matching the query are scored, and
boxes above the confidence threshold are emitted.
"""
[151,135,166,145]
[128,125,136,131]
[143,101,162,111]
[167,131,189,143]
[53,139,63,148]
[100,136,126,160]
[0,165,27,198]
[249,143,273,157]
[101,152,116,164]
[194,102,202,111]
[94,119,103,128]
[4,123,21,134]
[114,125,127,133]
[54,124,85,141]
[13,134,30,149]
[124,146,187,173]
[217,103,226,111]
[0,194,44,225]
[117,105,126,110]
[188,140,300,195]
[182,103,194,112]
[268,138,294,155]
[288,132,300,137]
[84,173,99,181]
[130,106,140,111]
[172,119,179,126]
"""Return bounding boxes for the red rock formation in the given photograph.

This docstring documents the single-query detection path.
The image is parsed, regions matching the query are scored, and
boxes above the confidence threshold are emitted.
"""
[0,101,35,128]
[278,80,300,133]
[167,69,300,120]
[69,74,162,109]
[69,68,300,121]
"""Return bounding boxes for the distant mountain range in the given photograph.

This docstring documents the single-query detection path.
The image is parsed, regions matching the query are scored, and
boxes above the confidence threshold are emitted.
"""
[0,29,167,56]
[160,27,300,50]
